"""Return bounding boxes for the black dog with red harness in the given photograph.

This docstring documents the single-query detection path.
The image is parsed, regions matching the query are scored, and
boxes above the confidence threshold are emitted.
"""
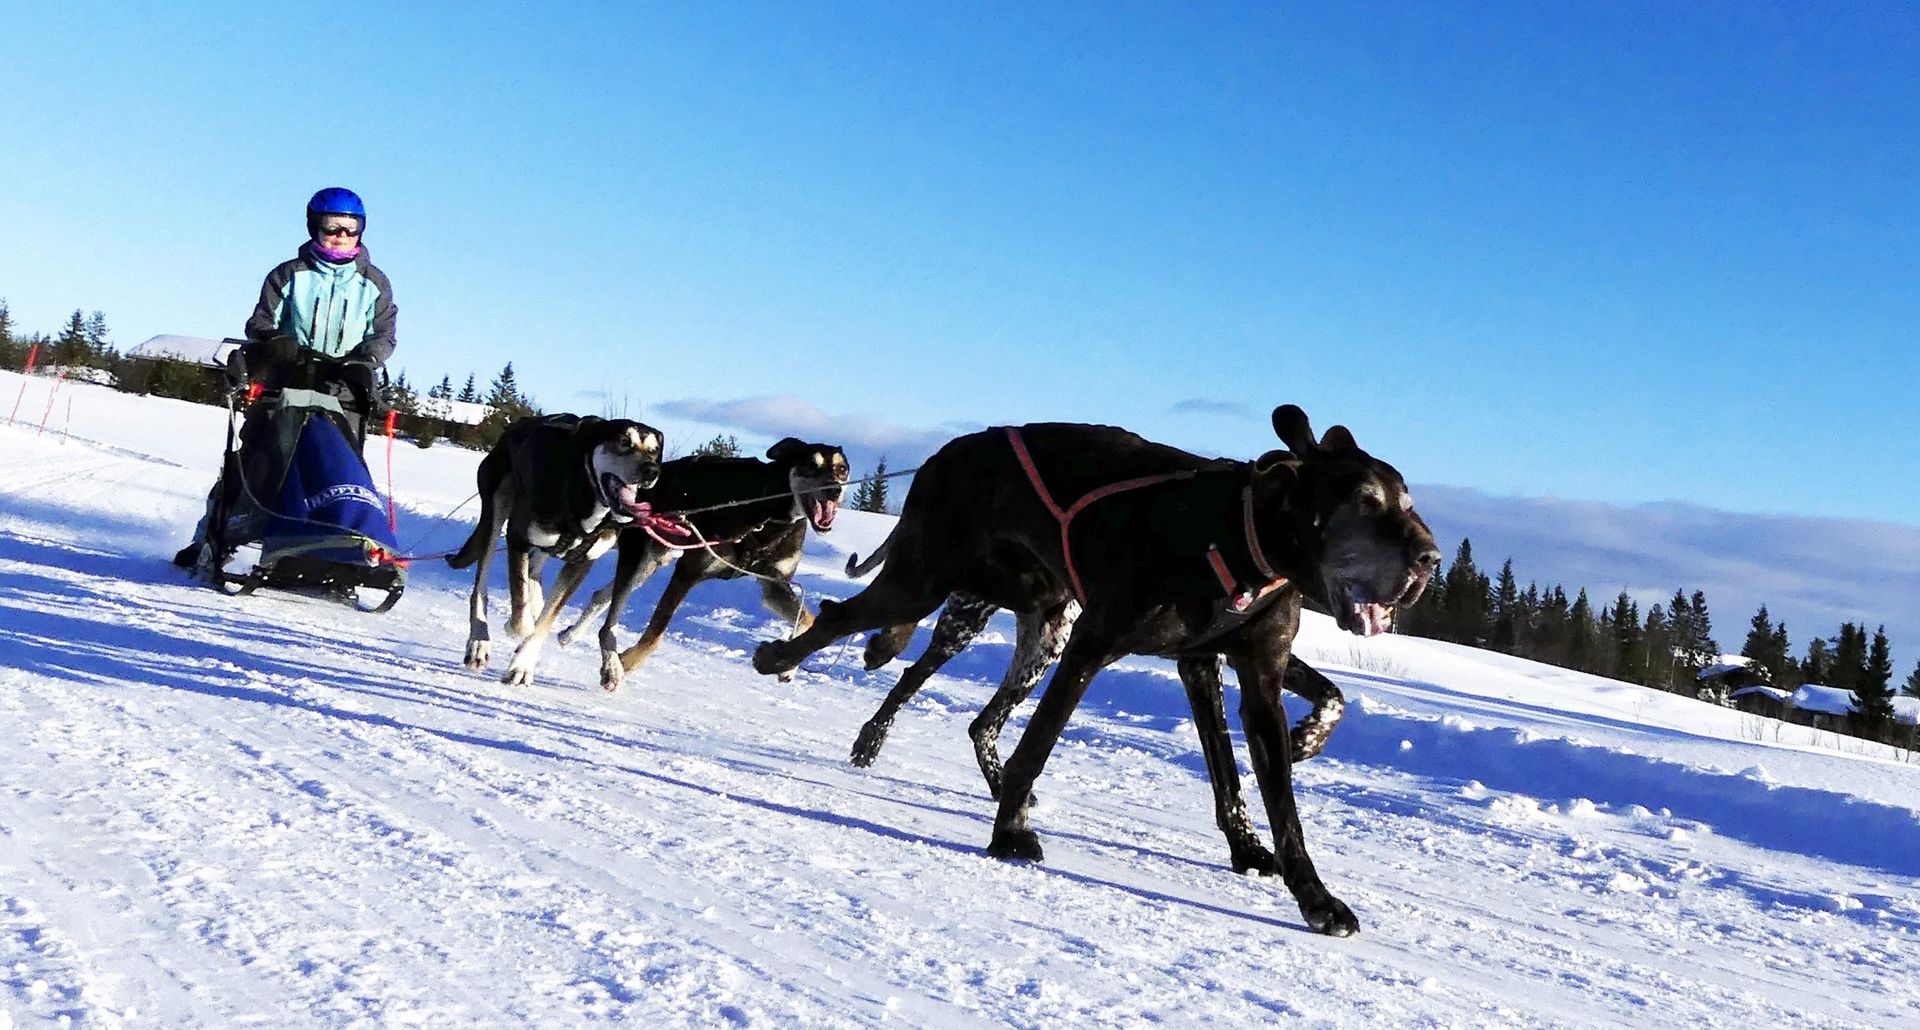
[755,405,1439,936]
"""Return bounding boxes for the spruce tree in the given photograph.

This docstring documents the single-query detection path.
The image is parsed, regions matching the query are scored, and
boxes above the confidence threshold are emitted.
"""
[430,375,453,400]
[1852,626,1896,741]
[1901,659,1920,700]
[1685,590,1718,666]
[1567,588,1597,673]
[1441,538,1488,644]
[851,456,891,513]
[691,434,740,458]
[54,309,90,366]
[1802,636,1833,686]
[458,374,479,403]
[0,298,18,367]
[1642,604,1671,691]
[1771,623,1797,688]
[1491,559,1519,652]
[1831,623,1867,695]
[1610,592,1642,684]
[1740,606,1774,677]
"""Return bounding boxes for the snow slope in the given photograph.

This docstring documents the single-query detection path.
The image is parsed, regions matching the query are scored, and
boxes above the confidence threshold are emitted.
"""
[3,371,1918,1028]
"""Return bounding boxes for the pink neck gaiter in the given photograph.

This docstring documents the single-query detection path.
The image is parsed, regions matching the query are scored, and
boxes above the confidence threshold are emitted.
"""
[314,241,362,263]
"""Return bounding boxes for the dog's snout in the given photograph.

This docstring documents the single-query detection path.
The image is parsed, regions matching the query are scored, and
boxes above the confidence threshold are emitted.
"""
[1414,545,1441,571]
[638,463,662,488]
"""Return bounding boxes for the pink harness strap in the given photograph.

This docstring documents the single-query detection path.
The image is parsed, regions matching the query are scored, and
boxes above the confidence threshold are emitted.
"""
[1004,427,1286,607]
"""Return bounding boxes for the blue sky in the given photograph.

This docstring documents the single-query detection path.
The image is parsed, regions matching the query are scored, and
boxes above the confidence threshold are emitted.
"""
[4,2,1916,534]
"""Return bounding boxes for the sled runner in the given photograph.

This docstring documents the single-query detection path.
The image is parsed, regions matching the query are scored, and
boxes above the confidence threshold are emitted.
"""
[196,345,407,612]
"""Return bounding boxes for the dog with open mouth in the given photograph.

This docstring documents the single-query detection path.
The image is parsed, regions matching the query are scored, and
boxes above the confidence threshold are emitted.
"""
[447,414,664,687]
[556,437,849,691]
[752,405,1438,937]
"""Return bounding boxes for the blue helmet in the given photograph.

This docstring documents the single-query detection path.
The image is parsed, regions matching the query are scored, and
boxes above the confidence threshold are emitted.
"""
[306,187,366,235]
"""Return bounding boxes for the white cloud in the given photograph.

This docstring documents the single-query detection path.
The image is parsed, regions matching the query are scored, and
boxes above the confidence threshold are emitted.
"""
[1418,485,1920,661]
[656,395,980,473]
[1168,398,1254,418]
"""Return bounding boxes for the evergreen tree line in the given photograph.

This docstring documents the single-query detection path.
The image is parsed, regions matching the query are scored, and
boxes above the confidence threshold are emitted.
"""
[1397,538,1917,742]
[1,300,541,451]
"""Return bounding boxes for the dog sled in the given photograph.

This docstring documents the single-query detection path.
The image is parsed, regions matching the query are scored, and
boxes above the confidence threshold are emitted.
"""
[193,343,407,612]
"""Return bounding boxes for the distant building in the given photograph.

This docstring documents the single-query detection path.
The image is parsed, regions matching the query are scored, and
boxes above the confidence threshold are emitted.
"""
[1729,685,1792,720]
[1785,684,1920,738]
[1695,654,1768,705]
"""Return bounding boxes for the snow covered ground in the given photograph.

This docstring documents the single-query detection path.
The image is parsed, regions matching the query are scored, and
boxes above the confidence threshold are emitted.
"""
[3,370,1918,1028]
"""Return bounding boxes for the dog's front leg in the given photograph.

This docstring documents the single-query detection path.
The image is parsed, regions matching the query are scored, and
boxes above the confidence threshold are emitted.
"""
[505,544,543,638]
[1228,648,1358,937]
[1283,658,1346,763]
[986,624,1120,862]
[617,554,705,677]
[596,543,668,692]
[502,558,594,687]
[755,575,813,683]
[1178,655,1272,875]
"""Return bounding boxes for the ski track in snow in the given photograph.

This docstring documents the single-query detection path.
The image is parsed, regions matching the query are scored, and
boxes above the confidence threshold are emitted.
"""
[2,376,1918,1027]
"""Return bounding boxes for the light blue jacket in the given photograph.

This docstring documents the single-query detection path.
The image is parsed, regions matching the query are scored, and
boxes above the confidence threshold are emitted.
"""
[246,241,397,363]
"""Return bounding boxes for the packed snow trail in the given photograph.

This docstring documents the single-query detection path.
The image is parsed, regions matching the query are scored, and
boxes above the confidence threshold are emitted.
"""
[2,374,1918,1027]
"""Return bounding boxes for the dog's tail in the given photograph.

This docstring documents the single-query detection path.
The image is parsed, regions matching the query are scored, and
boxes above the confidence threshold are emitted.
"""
[843,528,894,579]
[446,517,491,569]
[447,451,507,570]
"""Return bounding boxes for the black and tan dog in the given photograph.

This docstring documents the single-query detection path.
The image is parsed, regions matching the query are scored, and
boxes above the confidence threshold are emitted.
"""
[448,414,664,687]
[556,438,849,691]
[755,406,1438,936]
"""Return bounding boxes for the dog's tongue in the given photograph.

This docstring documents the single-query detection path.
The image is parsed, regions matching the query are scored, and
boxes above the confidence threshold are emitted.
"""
[618,485,645,515]
[812,498,839,531]
[1351,602,1393,637]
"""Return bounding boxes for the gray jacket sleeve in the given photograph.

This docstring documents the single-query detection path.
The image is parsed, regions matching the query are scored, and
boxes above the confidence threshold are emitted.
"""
[244,263,294,342]
[352,265,398,366]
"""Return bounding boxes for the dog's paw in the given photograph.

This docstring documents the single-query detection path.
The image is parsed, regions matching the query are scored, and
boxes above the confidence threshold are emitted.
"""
[751,642,795,676]
[556,624,584,648]
[500,664,534,687]
[849,722,890,767]
[464,639,491,670]
[1300,894,1360,937]
[986,828,1045,863]
[776,667,796,684]
[1230,844,1278,876]
[599,653,625,693]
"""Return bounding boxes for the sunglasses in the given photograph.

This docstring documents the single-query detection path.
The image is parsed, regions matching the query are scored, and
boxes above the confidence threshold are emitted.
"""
[317,224,361,238]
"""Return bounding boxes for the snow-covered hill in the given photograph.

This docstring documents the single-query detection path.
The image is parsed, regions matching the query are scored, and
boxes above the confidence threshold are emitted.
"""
[3,371,1917,1027]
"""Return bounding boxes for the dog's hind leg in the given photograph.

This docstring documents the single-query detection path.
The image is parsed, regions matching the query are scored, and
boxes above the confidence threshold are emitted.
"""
[616,553,710,677]
[850,593,994,768]
[1229,648,1358,937]
[861,623,918,670]
[970,599,1076,800]
[502,557,596,688]
[1179,655,1273,875]
[1283,658,1346,763]
[459,483,510,670]
[752,555,949,676]
[986,618,1126,863]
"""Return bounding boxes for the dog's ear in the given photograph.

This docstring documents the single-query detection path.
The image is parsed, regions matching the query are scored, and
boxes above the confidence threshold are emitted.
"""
[766,437,808,463]
[1252,447,1300,486]
[1271,405,1318,455]
[1252,448,1294,475]
[1320,425,1358,452]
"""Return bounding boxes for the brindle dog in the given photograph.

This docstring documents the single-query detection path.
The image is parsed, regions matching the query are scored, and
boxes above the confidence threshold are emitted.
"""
[754,406,1438,936]
[557,438,850,691]
[448,414,664,688]
[846,592,1351,876]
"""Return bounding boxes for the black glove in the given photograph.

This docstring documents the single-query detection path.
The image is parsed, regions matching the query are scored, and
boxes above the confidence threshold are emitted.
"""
[334,360,377,406]
[223,347,249,388]
[245,334,301,372]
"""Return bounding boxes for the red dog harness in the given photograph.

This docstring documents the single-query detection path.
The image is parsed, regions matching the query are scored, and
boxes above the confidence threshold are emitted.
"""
[1003,427,1287,611]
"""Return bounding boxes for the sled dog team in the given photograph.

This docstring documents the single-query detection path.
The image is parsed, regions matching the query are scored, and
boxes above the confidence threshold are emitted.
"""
[454,403,1440,936]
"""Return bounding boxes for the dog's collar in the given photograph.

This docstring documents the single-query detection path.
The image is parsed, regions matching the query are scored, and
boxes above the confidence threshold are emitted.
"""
[1205,483,1288,612]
